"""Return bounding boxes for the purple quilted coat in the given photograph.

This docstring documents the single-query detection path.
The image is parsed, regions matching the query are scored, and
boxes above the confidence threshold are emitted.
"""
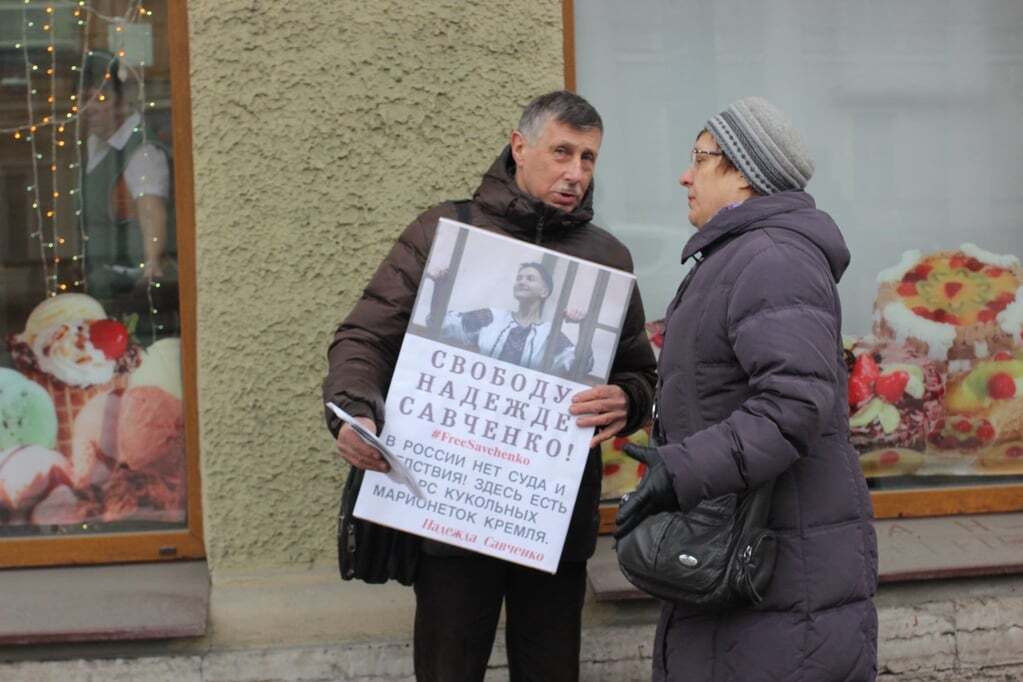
[652,191,878,681]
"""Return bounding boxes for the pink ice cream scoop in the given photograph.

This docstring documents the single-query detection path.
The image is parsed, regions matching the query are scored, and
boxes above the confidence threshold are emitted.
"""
[0,445,70,511]
[30,484,86,526]
[70,390,121,489]
[117,386,184,472]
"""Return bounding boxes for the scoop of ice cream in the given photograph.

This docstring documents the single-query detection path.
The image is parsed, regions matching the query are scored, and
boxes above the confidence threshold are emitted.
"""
[22,293,105,347]
[130,338,183,400]
[33,321,116,387]
[117,386,184,472]
[102,467,186,523]
[30,484,85,526]
[0,445,70,510]
[70,390,121,489]
[0,367,58,450]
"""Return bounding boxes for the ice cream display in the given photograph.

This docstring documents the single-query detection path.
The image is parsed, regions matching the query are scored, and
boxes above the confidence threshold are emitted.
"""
[63,382,186,523]
[118,386,185,472]
[129,338,183,400]
[0,445,71,513]
[0,293,186,531]
[0,367,58,451]
[101,466,186,524]
[30,485,86,526]
[19,293,105,345]
[70,389,122,489]
[6,293,141,458]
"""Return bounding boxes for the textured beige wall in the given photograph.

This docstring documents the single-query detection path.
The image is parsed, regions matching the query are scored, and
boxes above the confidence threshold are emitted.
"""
[188,1,565,570]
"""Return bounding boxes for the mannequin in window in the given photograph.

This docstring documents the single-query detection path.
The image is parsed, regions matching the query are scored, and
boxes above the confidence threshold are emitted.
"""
[80,51,177,337]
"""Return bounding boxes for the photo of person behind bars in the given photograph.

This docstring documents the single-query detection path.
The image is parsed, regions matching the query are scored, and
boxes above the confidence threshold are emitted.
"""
[409,221,634,385]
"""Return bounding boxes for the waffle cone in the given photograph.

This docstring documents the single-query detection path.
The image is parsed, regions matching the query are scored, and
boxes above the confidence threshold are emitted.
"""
[14,366,128,458]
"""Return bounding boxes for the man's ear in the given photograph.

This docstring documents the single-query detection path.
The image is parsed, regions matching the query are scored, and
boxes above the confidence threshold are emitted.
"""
[510,129,528,166]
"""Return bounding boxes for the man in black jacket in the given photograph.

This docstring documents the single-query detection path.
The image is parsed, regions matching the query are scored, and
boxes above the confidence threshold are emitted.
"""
[324,91,656,681]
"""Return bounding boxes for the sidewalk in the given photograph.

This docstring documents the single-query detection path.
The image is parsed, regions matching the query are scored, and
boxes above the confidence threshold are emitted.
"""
[2,564,1022,681]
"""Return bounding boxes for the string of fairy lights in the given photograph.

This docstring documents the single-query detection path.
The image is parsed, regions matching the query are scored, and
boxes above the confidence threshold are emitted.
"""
[6,1,168,339]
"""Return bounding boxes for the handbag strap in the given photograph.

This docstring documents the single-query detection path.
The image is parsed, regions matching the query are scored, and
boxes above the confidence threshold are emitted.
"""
[744,476,776,526]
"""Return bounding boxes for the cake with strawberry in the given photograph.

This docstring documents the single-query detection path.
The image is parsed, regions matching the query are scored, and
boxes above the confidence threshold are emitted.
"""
[873,244,1023,361]
[5,294,140,458]
[934,350,1023,451]
[645,320,666,359]
[857,448,925,478]
[977,441,1023,474]
[600,428,650,500]
[847,345,945,456]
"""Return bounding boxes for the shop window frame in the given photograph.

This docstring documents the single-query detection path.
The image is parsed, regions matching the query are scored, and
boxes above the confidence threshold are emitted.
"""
[1,2,203,568]
[560,0,1023,533]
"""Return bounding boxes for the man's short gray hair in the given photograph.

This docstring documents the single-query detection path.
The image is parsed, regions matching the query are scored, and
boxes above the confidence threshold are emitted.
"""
[517,90,603,143]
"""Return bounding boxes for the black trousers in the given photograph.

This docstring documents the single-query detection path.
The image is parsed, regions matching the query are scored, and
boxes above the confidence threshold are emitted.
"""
[413,553,588,682]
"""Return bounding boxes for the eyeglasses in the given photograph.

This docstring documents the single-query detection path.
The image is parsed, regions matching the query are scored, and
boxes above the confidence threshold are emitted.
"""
[690,148,724,167]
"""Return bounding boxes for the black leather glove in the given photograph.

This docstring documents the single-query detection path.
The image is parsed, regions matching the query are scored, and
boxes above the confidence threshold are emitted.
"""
[614,444,679,539]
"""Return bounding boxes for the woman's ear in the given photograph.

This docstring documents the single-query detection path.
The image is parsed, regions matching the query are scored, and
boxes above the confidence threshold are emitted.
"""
[733,169,757,198]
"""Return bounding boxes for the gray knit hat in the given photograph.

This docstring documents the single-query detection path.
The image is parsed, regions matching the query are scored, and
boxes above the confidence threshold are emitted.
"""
[706,97,814,195]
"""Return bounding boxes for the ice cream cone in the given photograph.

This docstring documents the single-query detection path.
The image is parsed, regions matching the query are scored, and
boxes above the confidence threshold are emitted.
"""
[14,366,127,459]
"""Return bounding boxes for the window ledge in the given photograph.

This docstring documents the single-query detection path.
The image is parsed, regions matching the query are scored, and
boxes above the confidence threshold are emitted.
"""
[0,560,208,645]
[589,513,1023,601]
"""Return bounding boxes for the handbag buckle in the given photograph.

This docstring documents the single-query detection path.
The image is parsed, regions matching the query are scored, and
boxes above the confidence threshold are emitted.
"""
[677,553,699,568]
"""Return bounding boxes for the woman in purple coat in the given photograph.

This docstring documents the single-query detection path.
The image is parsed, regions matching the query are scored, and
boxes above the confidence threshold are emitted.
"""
[617,98,878,681]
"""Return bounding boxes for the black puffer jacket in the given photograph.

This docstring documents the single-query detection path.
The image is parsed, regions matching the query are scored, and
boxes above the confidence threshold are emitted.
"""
[323,147,657,561]
[653,191,878,681]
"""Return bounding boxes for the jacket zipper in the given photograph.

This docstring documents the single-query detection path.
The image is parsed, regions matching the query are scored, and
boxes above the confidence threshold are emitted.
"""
[535,214,545,245]
[652,251,705,440]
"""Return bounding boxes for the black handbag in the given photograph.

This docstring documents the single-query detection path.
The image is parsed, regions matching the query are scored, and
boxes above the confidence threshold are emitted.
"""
[615,478,777,608]
[337,467,419,585]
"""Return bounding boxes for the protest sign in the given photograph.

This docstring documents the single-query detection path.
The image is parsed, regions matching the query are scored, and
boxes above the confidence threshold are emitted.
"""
[354,219,635,572]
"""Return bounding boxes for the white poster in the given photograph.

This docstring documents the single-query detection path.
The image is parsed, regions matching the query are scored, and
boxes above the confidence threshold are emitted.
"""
[354,219,635,572]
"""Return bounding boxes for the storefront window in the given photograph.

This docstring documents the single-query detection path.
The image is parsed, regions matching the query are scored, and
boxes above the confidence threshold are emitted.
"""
[573,1,1023,515]
[1,1,198,561]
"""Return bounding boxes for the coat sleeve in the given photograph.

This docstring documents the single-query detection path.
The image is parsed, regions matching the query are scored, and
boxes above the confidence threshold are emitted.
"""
[321,210,438,437]
[607,252,657,436]
[660,241,841,509]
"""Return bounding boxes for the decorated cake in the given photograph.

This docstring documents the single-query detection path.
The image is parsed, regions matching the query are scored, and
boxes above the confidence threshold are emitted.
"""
[600,428,649,500]
[977,441,1023,474]
[873,244,1023,361]
[935,351,1023,450]
[856,448,925,478]
[847,343,944,454]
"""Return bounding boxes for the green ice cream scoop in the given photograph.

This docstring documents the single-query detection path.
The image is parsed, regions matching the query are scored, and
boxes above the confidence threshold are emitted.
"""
[0,368,58,450]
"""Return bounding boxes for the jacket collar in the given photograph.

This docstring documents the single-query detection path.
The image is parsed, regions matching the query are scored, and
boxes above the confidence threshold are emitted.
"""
[473,146,595,240]
[679,191,850,282]
[680,191,816,263]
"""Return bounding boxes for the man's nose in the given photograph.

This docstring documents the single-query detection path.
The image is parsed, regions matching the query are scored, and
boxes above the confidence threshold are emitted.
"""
[680,169,693,187]
[563,156,585,183]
